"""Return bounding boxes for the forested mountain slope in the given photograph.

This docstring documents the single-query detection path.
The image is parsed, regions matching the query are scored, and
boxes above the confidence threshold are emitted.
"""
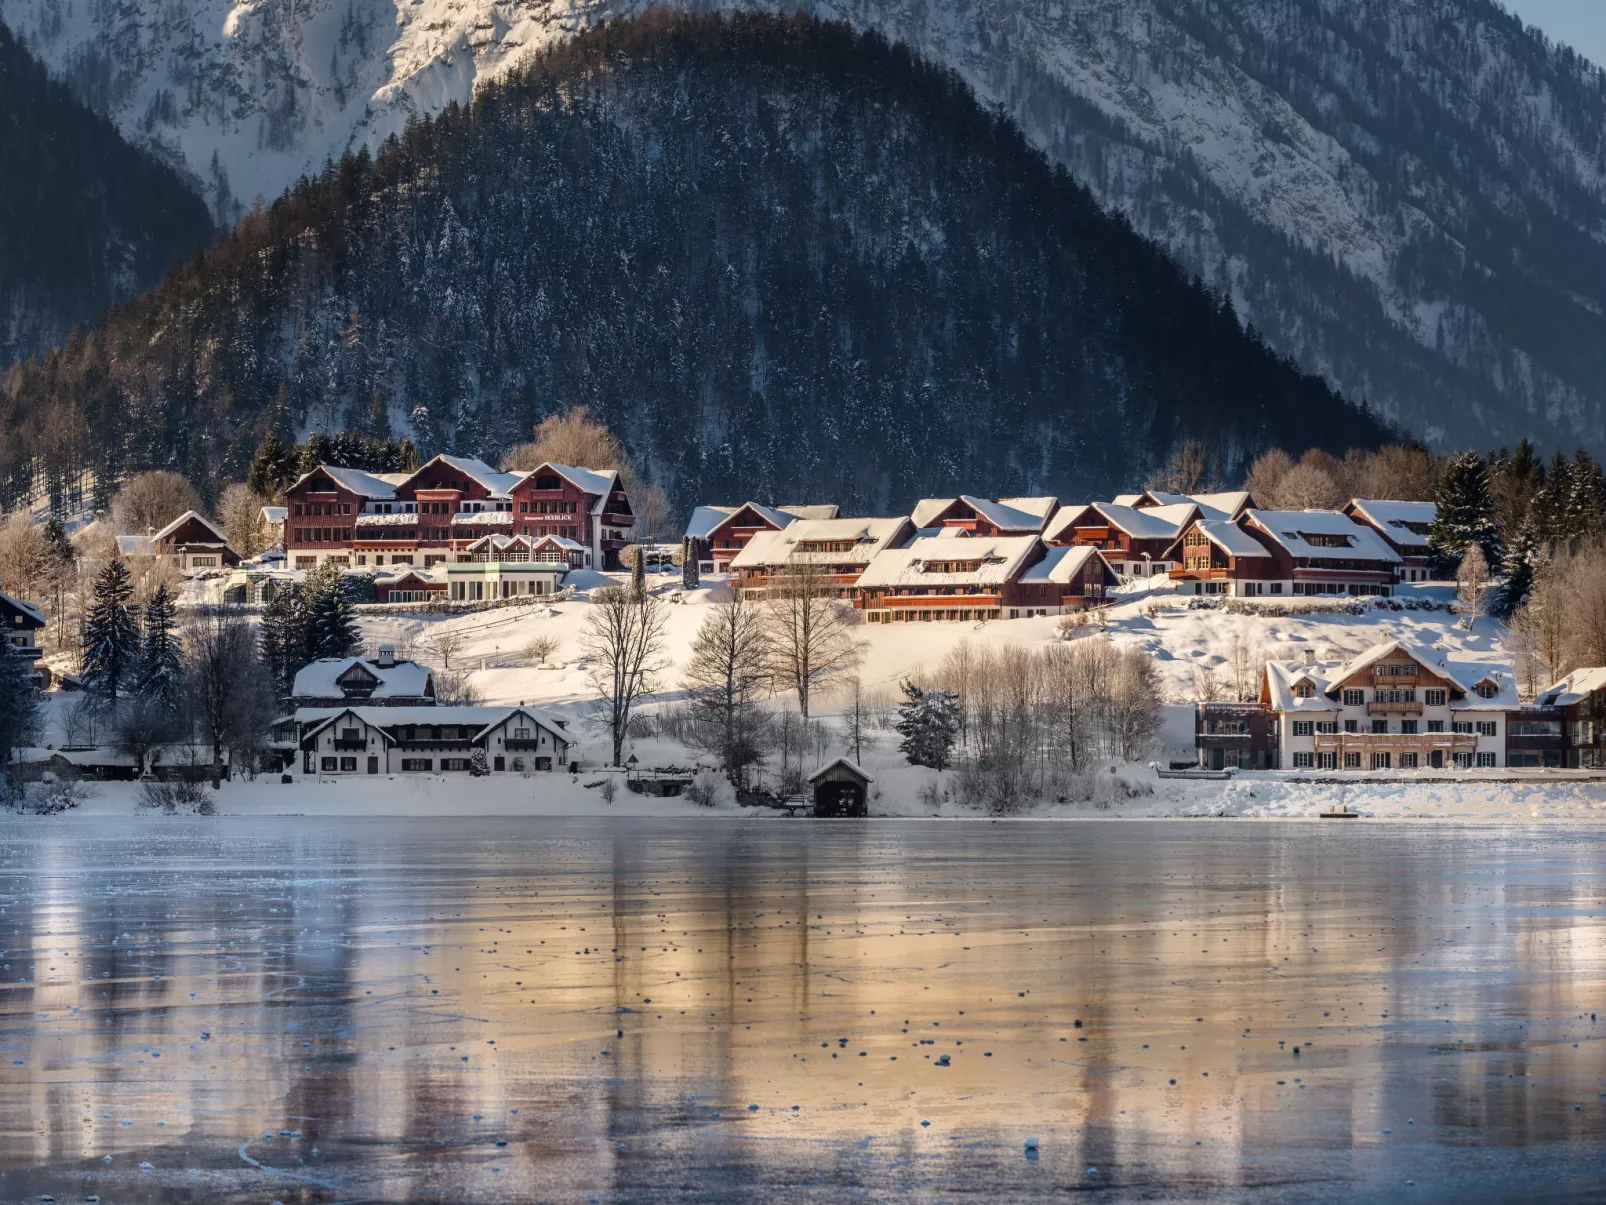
[6,0,1606,451]
[0,13,1387,516]
[0,22,212,369]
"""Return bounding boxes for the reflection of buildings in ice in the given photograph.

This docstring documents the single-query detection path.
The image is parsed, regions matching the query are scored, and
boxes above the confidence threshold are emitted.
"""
[4,823,1606,1194]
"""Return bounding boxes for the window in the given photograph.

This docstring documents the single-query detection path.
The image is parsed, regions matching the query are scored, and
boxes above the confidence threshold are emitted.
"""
[1343,752,1362,769]
[1400,720,1418,735]
[1371,719,1388,734]
[1292,752,1313,768]
[1400,752,1418,769]
[1294,681,1315,699]
[1475,682,1498,698]
[1372,752,1391,770]
[1427,720,1444,733]
[1453,721,1474,735]
[341,728,359,743]
[320,757,337,772]
[401,758,432,772]
[1424,689,1447,706]
[440,758,469,771]
[1344,720,1359,733]
[1293,721,1313,736]
[1454,752,1473,769]
[1317,752,1337,769]
[190,555,217,567]
[1477,721,1497,737]
[513,727,531,740]
[1316,721,1337,734]
[339,757,357,772]
[1477,752,1497,767]
[1343,689,1364,706]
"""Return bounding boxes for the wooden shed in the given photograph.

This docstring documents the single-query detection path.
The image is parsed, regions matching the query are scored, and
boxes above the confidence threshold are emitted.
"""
[809,758,873,817]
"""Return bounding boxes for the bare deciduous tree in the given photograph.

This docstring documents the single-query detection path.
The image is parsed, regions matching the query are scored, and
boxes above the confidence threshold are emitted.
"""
[583,586,669,765]
[1456,544,1490,631]
[680,594,771,782]
[424,629,465,668]
[1151,438,1211,494]
[523,633,561,665]
[764,560,865,719]
[219,482,267,558]
[498,405,627,473]
[184,604,274,775]
[111,470,203,535]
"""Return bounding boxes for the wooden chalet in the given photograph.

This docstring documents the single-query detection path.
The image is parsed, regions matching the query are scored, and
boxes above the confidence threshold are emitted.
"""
[685,502,840,574]
[1342,499,1437,582]
[118,510,240,571]
[855,534,1112,621]
[1166,510,1401,597]
[1043,501,1199,578]
[731,517,913,598]
[0,591,46,688]
[1116,490,1256,520]
[373,570,446,604]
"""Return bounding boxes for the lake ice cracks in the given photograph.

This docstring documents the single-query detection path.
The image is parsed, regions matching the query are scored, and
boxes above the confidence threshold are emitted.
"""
[1,818,1604,1202]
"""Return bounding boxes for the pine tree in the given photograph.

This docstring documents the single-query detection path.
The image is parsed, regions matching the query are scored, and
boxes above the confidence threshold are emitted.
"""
[41,516,75,570]
[1496,512,1541,619]
[0,636,42,782]
[248,431,297,499]
[136,584,183,707]
[303,563,360,661]
[259,581,311,697]
[1428,451,1500,572]
[895,682,961,771]
[80,560,141,705]
[1565,449,1606,542]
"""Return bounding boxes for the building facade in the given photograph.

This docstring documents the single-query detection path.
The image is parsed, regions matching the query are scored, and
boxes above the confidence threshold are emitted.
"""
[299,705,575,774]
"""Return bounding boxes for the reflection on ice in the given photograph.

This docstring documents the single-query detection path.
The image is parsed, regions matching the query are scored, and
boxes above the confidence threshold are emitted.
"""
[0,818,1604,1202]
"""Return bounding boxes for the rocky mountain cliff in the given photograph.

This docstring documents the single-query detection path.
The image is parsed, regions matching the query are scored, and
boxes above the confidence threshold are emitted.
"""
[0,13,1387,516]
[6,0,1605,452]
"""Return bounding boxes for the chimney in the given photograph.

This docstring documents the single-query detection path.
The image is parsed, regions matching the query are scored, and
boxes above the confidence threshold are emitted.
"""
[376,645,396,668]
[1302,648,1316,668]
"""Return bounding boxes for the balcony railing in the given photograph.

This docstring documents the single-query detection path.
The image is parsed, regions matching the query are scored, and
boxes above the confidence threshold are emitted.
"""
[1367,701,1422,715]
[1314,732,1475,750]
[332,738,368,751]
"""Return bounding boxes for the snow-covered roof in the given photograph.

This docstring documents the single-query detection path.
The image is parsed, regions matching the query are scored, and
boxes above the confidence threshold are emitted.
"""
[1111,494,1144,507]
[730,517,911,569]
[353,511,418,526]
[427,454,523,498]
[1347,499,1437,541]
[291,656,434,701]
[1536,668,1606,707]
[1262,661,1342,712]
[152,509,230,544]
[777,504,841,521]
[0,591,46,625]
[960,495,1052,532]
[685,505,738,539]
[1045,501,1198,542]
[462,532,586,554]
[300,704,573,744]
[1189,491,1255,521]
[533,462,619,499]
[1442,660,1519,709]
[808,757,873,784]
[1193,520,1274,558]
[1245,510,1401,563]
[910,498,959,528]
[316,465,400,499]
[117,535,156,556]
[1017,544,1116,585]
[998,496,1060,520]
[260,506,287,524]
[857,534,1041,588]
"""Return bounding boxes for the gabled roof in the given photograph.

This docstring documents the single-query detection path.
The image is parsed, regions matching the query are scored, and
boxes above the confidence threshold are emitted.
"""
[1045,501,1199,542]
[521,462,620,499]
[808,757,874,784]
[685,505,739,540]
[1244,510,1401,563]
[291,656,434,701]
[431,454,523,498]
[302,704,575,745]
[910,497,960,528]
[1165,519,1274,561]
[1537,667,1606,707]
[730,517,912,569]
[470,705,573,745]
[776,504,840,521]
[857,534,1041,588]
[1017,544,1118,585]
[1189,491,1256,520]
[1346,499,1437,539]
[260,506,287,523]
[0,591,45,626]
[960,495,1052,533]
[1262,661,1343,712]
[290,464,401,499]
[152,509,230,545]
[998,497,1060,520]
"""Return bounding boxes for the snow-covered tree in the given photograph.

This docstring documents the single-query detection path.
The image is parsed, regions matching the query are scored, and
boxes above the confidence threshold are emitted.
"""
[259,581,310,697]
[0,638,41,793]
[80,560,141,706]
[681,537,700,590]
[304,563,360,661]
[895,682,960,771]
[136,583,183,707]
[1496,513,1541,619]
[1428,450,1500,571]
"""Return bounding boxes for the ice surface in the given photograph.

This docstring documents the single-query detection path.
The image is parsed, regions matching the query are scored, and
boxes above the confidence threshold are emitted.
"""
[1,819,1605,1201]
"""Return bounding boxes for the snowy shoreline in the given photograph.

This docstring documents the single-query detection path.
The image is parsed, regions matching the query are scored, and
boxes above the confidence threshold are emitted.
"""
[15,768,1606,823]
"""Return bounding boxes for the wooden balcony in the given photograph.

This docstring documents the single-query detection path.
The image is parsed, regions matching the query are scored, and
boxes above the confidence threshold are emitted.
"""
[1314,732,1475,752]
[1367,700,1422,716]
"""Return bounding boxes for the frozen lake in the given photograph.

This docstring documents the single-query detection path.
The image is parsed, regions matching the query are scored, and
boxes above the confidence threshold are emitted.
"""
[2,818,1605,1203]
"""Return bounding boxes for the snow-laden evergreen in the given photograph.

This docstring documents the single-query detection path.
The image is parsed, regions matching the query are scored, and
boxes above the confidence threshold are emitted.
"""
[895,682,961,772]
[79,562,142,706]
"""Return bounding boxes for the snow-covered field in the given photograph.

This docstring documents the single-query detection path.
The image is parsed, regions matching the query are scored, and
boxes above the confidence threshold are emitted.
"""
[41,572,1606,822]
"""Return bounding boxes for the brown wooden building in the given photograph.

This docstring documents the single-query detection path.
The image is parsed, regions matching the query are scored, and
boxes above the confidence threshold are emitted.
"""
[1043,501,1199,579]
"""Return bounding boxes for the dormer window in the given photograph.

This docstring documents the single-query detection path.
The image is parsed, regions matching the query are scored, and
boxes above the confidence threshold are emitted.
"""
[1293,680,1315,699]
[1475,681,1498,698]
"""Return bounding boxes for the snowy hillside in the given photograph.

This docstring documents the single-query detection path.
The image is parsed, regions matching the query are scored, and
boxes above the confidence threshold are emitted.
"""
[8,0,1606,451]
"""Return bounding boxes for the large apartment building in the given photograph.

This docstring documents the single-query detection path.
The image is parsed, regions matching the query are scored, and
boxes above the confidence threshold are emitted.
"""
[284,455,635,571]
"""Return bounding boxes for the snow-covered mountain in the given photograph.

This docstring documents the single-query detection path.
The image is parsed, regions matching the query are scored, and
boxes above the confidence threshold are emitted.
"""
[7,0,1606,452]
